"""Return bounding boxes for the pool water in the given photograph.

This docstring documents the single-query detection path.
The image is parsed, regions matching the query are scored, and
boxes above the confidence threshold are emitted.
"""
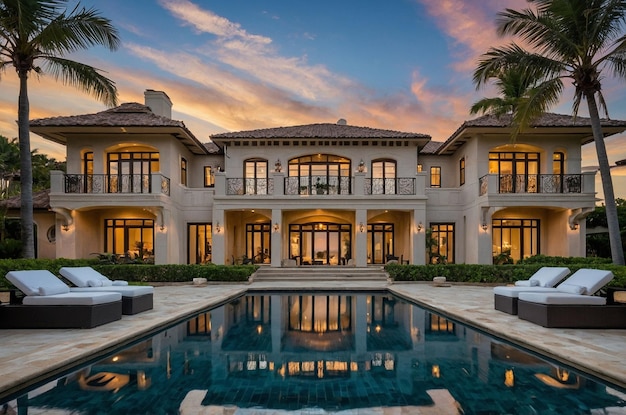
[2,292,625,414]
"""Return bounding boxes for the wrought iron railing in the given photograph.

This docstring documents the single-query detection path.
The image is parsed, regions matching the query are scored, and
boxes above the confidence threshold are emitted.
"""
[365,178,415,195]
[479,174,582,195]
[226,178,274,195]
[64,174,170,196]
[285,176,352,195]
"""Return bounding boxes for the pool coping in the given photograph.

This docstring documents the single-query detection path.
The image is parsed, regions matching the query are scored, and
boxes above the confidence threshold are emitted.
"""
[1,281,624,403]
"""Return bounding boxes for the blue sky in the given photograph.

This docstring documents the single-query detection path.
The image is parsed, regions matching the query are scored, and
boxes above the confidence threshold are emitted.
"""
[1,0,625,198]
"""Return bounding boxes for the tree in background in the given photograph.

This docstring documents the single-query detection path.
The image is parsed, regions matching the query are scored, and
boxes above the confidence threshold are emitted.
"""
[586,199,626,258]
[0,0,119,258]
[473,0,626,265]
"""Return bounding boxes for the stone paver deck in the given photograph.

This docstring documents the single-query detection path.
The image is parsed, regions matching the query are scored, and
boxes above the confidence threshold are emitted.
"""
[1,280,625,405]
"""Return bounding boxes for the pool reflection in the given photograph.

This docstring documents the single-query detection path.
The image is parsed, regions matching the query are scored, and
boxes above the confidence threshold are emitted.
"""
[12,293,626,414]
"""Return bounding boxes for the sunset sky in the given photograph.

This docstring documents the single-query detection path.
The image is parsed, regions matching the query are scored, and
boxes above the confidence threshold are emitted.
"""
[1,0,625,199]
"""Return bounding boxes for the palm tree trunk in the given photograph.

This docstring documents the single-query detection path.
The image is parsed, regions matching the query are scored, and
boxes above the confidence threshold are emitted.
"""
[585,91,625,265]
[18,71,34,259]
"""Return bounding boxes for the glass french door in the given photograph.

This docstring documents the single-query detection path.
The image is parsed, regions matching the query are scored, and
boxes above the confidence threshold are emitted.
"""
[367,223,394,264]
[289,223,352,265]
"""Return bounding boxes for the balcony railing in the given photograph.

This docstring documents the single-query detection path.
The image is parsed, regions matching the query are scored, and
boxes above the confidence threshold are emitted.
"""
[285,176,352,195]
[226,178,274,195]
[64,174,170,196]
[365,178,416,195]
[479,174,582,195]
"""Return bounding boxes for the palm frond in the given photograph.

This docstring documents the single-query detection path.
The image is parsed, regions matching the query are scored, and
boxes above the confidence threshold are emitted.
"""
[36,5,120,55]
[41,56,118,106]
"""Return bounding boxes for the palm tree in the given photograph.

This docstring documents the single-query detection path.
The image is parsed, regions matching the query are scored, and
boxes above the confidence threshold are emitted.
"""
[473,0,626,265]
[0,0,119,258]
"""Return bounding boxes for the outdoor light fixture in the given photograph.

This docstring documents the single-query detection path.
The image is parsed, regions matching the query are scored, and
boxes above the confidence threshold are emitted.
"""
[482,223,488,231]
[273,222,280,232]
[274,159,282,172]
[417,222,423,232]
[214,222,222,233]
[62,224,70,232]
[358,159,365,173]
[570,223,579,230]
[359,222,365,233]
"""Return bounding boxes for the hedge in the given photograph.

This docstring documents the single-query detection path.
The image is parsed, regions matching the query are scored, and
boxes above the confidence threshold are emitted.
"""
[385,262,626,288]
[0,259,256,289]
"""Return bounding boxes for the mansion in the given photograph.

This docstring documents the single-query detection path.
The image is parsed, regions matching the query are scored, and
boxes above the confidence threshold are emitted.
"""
[26,90,626,266]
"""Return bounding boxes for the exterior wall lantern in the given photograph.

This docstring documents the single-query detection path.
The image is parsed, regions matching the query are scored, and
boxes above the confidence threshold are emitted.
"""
[359,222,365,233]
[273,222,280,232]
[482,223,488,231]
[274,159,282,172]
[417,222,423,232]
[570,222,579,230]
[358,159,365,173]
[214,222,222,233]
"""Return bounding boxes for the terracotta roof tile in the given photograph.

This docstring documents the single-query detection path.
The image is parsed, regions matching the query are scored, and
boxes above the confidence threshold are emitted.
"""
[30,103,186,128]
[211,123,430,139]
[0,189,50,209]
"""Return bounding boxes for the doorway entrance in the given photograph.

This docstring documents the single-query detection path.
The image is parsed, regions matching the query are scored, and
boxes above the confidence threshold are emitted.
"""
[289,223,352,265]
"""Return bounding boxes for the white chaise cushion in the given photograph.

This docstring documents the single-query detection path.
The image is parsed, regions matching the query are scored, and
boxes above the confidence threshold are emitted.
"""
[555,268,613,295]
[526,267,570,287]
[6,270,70,296]
[518,292,607,306]
[70,285,153,297]
[556,283,586,295]
[60,267,121,287]
[515,280,540,287]
[493,286,559,298]
[23,291,122,306]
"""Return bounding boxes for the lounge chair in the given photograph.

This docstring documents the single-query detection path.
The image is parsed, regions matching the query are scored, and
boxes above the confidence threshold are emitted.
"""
[493,267,570,314]
[0,270,122,329]
[59,267,153,315]
[517,269,625,328]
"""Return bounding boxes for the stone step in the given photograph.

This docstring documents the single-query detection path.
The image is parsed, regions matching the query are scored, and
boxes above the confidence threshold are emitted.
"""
[251,266,388,282]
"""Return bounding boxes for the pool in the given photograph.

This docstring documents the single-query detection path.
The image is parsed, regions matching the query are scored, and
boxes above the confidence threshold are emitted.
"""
[2,292,625,414]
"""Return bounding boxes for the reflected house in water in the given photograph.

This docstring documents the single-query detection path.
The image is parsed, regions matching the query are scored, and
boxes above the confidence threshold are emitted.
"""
[21,293,626,414]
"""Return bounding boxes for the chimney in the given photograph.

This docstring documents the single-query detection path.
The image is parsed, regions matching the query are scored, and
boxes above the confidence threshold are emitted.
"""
[144,89,172,119]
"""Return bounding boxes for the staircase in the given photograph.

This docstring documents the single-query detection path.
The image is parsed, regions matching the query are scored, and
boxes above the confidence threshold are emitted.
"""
[250,266,389,282]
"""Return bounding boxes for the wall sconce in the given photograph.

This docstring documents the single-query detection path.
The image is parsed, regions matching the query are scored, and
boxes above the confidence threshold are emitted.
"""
[273,222,280,232]
[217,166,223,172]
[159,224,166,232]
[274,159,282,172]
[62,224,70,232]
[482,223,488,231]
[214,222,222,233]
[570,223,579,230]
[417,222,423,232]
[358,159,365,173]
[359,222,365,233]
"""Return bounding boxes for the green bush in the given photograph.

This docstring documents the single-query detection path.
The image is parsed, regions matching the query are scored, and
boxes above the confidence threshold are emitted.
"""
[0,259,256,289]
[386,262,626,288]
[0,239,22,259]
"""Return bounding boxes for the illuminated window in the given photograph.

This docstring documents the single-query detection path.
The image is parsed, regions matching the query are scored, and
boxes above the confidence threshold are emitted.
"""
[204,166,214,187]
[430,166,441,188]
[181,158,187,186]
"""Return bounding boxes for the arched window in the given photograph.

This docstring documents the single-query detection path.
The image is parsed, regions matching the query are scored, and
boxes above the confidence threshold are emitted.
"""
[287,154,351,195]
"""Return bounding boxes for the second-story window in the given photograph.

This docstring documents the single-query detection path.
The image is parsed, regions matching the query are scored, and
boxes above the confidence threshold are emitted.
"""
[459,158,465,186]
[181,157,187,186]
[372,159,397,194]
[553,152,564,174]
[107,151,159,193]
[430,166,441,188]
[245,158,268,194]
[204,166,214,187]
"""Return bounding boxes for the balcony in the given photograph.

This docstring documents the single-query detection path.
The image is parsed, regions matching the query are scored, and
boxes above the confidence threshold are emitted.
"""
[285,176,352,195]
[479,174,584,196]
[365,178,416,195]
[63,174,170,196]
[226,178,274,195]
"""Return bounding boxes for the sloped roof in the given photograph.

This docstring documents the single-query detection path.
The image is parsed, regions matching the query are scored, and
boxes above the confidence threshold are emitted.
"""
[437,113,626,156]
[30,103,209,155]
[0,189,50,210]
[211,123,430,140]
